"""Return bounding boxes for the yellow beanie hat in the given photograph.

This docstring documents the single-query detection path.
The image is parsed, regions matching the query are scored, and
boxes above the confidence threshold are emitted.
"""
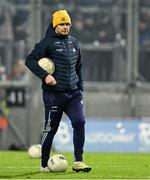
[52,10,71,28]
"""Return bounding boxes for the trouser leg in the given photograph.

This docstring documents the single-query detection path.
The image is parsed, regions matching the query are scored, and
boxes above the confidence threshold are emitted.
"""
[64,91,85,162]
[42,91,63,167]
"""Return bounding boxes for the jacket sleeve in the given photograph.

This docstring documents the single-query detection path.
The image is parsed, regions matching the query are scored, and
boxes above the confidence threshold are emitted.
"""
[76,48,84,91]
[25,42,49,80]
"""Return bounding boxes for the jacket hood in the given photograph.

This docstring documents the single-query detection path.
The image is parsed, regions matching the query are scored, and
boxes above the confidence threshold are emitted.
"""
[45,23,69,38]
[45,23,57,38]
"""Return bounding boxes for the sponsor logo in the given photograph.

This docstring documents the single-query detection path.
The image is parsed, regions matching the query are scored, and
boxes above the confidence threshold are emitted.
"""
[86,132,135,144]
[51,106,58,112]
[72,48,76,53]
[61,17,66,21]
[139,123,150,145]
[56,49,63,52]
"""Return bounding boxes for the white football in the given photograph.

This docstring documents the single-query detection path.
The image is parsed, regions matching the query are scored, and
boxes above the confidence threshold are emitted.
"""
[48,154,68,172]
[28,144,41,159]
[38,57,55,74]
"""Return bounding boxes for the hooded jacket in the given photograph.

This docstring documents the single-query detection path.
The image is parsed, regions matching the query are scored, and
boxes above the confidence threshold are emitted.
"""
[25,24,84,92]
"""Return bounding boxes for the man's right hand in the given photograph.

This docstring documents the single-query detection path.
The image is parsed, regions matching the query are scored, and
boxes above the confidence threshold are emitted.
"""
[45,74,57,86]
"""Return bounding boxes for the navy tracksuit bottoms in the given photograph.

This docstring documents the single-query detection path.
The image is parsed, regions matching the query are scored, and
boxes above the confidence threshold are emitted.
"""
[41,89,85,167]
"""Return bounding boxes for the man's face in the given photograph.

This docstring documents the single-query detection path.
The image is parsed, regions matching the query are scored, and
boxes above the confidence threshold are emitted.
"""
[55,23,71,36]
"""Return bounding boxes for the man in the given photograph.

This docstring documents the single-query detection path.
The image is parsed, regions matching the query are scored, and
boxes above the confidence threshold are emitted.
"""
[25,10,91,173]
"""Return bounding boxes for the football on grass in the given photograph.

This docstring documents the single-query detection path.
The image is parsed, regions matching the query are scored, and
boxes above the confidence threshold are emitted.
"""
[38,57,55,74]
[28,144,41,159]
[48,154,68,172]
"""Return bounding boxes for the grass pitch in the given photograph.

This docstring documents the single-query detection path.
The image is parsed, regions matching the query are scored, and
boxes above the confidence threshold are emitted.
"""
[0,151,150,179]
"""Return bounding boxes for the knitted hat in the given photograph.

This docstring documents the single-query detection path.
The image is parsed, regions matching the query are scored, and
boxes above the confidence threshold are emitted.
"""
[52,10,71,28]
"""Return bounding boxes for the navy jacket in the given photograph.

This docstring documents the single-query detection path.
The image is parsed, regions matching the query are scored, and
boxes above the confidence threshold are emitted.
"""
[25,24,84,92]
